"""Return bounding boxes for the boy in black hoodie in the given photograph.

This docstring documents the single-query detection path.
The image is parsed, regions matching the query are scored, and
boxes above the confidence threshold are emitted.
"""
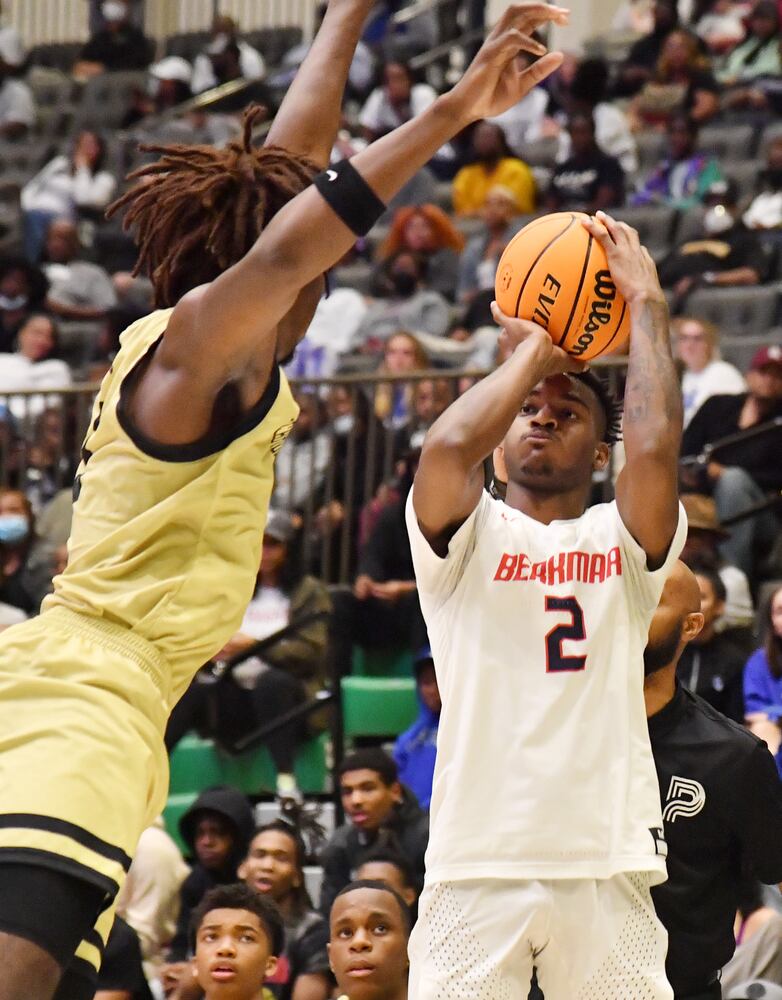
[162,786,255,990]
[319,749,428,916]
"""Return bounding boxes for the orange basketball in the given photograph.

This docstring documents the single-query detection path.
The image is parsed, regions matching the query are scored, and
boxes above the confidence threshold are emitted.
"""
[494,212,630,361]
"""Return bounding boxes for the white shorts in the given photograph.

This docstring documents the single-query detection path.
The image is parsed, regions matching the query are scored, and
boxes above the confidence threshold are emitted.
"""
[408,873,673,1000]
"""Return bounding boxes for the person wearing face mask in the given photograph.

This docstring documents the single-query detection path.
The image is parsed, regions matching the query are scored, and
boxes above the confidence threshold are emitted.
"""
[191,15,266,95]
[357,252,450,345]
[658,179,764,304]
[0,258,49,353]
[0,489,56,616]
[74,0,153,81]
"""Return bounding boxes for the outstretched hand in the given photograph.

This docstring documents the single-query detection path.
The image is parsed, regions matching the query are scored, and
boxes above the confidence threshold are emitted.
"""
[490,301,587,376]
[581,212,665,308]
[448,4,569,124]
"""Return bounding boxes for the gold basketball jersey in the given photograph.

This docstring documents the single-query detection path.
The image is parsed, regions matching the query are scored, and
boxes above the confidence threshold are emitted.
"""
[43,308,299,706]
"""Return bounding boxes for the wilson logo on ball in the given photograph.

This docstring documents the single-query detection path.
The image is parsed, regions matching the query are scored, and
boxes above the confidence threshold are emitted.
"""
[570,270,616,357]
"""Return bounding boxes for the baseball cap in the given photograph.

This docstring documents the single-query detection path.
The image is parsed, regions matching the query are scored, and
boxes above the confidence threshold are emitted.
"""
[726,981,782,1000]
[704,177,739,207]
[149,56,192,85]
[264,509,295,544]
[750,344,782,371]
[681,493,729,537]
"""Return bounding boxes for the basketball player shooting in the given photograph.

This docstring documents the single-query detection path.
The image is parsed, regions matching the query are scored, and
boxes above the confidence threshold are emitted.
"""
[406,214,686,1000]
[0,4,570,999]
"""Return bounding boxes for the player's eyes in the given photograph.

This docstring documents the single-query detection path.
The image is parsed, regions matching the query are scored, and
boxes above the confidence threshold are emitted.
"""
[337,927,353,938]
[520,404,536,415]
[374,924,388,934]
[240,933,256,942]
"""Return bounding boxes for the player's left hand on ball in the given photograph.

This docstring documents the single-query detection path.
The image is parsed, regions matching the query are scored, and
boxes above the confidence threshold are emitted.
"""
[582,212,665,308]
[491,302,587,374]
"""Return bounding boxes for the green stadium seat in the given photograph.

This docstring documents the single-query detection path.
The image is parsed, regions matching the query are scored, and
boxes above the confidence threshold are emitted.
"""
[163,791,197,855]
[351,646,415,678]
[341,676,418,738]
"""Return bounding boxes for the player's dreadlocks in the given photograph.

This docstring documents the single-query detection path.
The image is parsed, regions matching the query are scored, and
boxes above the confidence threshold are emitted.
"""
[107,105,318,308]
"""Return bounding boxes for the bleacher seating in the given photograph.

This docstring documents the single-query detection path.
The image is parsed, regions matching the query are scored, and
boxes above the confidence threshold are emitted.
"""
[682,285,780,335]
[75,70,148,130]
[612,204,678,261]
[341,676,418,739]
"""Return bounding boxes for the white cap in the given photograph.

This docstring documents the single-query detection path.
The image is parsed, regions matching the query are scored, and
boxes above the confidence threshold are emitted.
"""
[0,27,25,67]
[150,56,193,85]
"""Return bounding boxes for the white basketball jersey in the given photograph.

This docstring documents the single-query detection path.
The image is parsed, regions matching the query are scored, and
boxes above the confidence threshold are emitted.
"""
[406,490,686,885]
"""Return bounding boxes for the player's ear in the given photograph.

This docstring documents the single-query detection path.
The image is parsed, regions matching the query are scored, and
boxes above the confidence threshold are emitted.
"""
[265,955,279,978]
[593,442,610,472]
[683,611,704,643]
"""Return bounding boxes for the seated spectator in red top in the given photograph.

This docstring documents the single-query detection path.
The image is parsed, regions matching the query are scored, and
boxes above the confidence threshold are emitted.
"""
[374,205,464,302]
[615,0,680,96]
[545,113,625,212]
[630,29,721,129]
[658,178,764,303]
[74,0,153,79]
[632,114,723,210]
[681,345,782,578]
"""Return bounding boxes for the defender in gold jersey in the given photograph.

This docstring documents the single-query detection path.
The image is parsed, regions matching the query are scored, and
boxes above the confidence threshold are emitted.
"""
[0,5,569,997]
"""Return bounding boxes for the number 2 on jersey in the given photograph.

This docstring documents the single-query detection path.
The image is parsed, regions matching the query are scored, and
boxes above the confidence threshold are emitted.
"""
[545,595,586,672]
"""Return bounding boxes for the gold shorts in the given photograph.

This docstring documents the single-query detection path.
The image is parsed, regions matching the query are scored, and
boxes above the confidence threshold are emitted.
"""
[0,606,170,972]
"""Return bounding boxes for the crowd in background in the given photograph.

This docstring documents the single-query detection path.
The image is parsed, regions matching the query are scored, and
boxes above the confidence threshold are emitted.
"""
[0,0,781,996]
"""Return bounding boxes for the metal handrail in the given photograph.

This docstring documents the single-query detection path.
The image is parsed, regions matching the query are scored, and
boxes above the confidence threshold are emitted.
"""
[392,0,460,25]
[408,27,487,70]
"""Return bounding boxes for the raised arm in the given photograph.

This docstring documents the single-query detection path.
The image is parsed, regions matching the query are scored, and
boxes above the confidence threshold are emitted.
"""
[264,0,373,167]
[413,316,584,554]
[584,213,682,569]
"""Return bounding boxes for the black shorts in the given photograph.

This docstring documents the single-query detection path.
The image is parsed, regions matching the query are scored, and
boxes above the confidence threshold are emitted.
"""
[0,862,106,994]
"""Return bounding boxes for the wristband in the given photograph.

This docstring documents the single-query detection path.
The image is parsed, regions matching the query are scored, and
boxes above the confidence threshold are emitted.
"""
[313,159,386,237]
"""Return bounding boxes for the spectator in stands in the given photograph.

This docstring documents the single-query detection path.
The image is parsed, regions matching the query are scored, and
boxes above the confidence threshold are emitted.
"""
[659,178,764,302]
[357,253,450,343]
[680,493,754,632]
[116,818,190,986]
[238,821,331,1000]
[452,121,535,215]
[187,884,284,1000]
[319,749,428,916]
[632,114,723,210]
[644,563,782,1000]
[0,313,72,424]
[615,0,680,96]
[674,315,746,426]
[374,205,464,302]
[165,786,255,970]
[0,257,48,352]
[95,914,153,1000]
[166,510,331,801]
[0,487,55,615]
[286,287,368,377]
[695,0,747,55]
[743,137,782,231]
[681,344,782,577]
[121,56,193,128]
[404,377,452,452]
[355,847,419,909]
[21,129,117,263]
[630,28,721,129]
[327,880,410,1000]
[546,113,625,212]
[373,331,430,430]
[676,565,753,721]
[74,0,153,79]
[393,645,440,810]
[718,0,781,86]
[273,390,330,512]
[41,218,118,321]
[743,583,782,773]
[0,30,34,139]
[721,881,782,994]
[191,15,266,94]
[554,58,639,175]
[87,0,144,34]
[457,185,520,304]
[21,406,74,515]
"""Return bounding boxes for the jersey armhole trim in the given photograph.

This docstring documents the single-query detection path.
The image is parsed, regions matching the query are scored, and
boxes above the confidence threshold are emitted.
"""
[116,333,282,463]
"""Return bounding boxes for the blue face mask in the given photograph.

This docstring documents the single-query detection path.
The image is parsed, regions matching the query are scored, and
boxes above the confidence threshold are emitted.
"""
[0,514,30,545]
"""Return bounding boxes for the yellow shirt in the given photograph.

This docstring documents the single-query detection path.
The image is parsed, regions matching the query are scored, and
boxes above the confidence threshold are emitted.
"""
[452,157,536,215]
[44,308,299,706]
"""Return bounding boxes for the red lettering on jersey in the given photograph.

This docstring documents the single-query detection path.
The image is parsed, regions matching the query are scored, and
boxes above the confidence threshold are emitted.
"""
[606,546,622,578]
[566,551,590,583]
[514,554,531,581]
[494,553,517,581]
[530,560,548,584]
[588,553,606,583]
[547,552,567,585]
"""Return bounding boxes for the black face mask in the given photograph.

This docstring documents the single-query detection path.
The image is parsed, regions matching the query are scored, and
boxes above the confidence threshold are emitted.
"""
[390,271,418,298]
[762,168,782,190]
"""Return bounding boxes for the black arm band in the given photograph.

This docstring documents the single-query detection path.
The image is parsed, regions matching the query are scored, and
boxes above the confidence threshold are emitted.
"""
[313,159,386,237]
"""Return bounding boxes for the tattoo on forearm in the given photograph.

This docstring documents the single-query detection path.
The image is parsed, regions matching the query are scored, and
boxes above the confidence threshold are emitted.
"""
[624,300,682,429]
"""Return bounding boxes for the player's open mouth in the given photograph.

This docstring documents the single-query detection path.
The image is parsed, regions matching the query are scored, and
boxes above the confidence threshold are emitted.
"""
[254,877,273,891]
[210,964,237,981]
